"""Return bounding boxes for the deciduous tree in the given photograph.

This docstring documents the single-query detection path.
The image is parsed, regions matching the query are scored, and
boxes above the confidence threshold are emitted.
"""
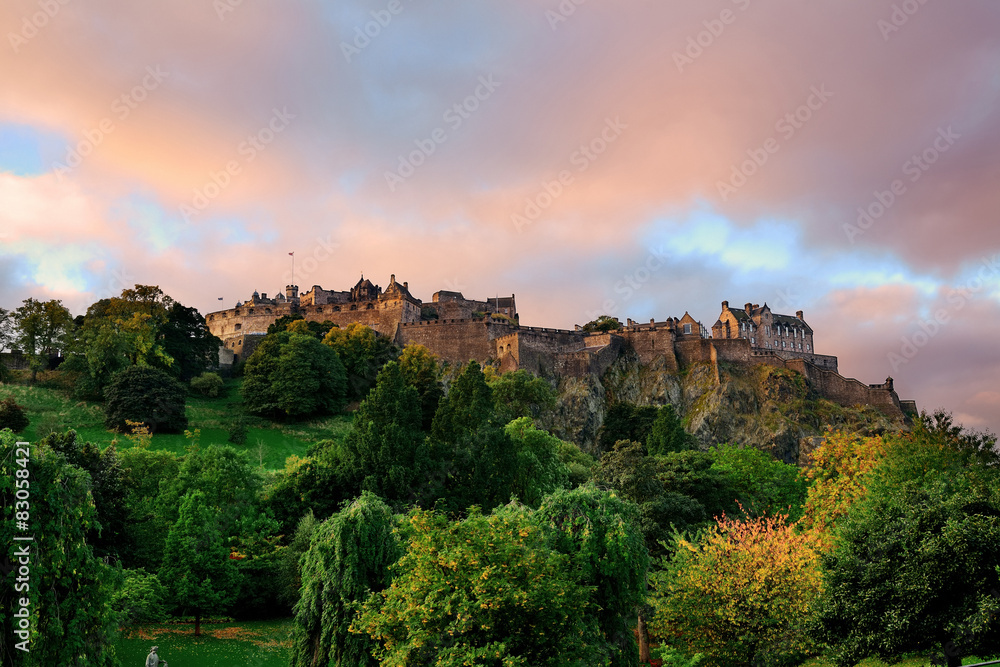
[291,492,402,667]
[159,489,240,636]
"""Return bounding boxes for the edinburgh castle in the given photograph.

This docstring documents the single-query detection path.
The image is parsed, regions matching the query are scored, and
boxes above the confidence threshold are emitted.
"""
[206,274,916,420]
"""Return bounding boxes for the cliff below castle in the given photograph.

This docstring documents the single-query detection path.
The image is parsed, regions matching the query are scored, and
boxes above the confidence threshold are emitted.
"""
[540,346,909,462]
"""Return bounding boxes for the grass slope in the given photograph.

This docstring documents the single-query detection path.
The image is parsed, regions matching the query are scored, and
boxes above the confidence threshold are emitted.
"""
[0,375,352,470]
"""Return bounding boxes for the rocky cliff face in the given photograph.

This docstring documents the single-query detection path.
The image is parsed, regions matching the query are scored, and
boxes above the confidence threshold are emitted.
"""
[542,346,904,463]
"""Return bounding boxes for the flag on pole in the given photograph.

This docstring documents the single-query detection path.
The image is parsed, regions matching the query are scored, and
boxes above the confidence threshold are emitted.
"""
[218,297,223,300]
[289,252,294,256]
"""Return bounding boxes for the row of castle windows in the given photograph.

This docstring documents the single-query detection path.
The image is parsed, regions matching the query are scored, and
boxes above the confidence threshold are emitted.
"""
[759,340,810,352]
[740,322,808,339]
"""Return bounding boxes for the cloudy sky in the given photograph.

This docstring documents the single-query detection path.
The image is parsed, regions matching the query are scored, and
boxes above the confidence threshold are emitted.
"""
[1,0,998,433]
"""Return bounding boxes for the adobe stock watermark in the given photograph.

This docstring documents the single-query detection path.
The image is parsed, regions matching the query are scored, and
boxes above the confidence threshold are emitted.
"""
[673,0,752,73]
[843,126,959,243]
[877,0,932,41]
[384,74,501,192]
[585,246,669,321]
[339,0,415,63]
[511,116,627,233]
[283,235,339,284]
[887,252,1000,372]
[716,84,833,202]
[545,0,587,31]
[179,107,295,223]
[51,66,170,181]
[8,0,71,54]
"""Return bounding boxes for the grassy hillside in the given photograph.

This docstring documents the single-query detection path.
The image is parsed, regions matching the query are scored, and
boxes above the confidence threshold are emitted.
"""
[0,375,353,470]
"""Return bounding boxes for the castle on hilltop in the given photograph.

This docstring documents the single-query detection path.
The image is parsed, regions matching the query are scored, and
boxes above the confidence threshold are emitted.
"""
[205,275,916,420]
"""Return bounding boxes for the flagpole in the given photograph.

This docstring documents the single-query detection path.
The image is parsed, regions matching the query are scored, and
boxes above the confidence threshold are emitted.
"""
[289,252,294,285]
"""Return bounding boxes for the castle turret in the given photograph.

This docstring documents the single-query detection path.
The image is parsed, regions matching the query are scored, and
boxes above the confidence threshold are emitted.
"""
[286,285,299,301]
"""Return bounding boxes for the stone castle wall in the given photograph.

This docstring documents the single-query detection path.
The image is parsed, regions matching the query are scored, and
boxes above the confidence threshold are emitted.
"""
[397,319,515,366]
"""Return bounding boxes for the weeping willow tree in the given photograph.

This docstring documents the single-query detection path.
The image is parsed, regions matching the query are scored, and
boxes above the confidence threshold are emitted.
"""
[289,492,403,667]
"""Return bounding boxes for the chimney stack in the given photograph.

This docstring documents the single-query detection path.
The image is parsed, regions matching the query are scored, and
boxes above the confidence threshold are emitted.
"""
[796,310,804,320]
[745,302,753,314]
[722,300,729,309]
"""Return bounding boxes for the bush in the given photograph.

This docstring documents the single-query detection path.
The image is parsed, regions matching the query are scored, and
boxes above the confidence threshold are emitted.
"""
[0,396,29,432]
[104,366,188,433]
[228,416,249,445]
[112,569,168,626]
[190,371,224,397]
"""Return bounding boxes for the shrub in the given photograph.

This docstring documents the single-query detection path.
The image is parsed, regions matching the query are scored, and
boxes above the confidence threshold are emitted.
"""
[0,396,29,432]
[190,371,224,397]
[104,366,188,433]
[227,416,249,445]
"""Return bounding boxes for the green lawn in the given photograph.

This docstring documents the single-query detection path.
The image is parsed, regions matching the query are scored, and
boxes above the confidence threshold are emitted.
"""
[0,376,353,471]
[115,618,294,666]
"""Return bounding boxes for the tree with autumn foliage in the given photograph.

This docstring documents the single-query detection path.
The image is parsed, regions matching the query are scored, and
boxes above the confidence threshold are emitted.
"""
[650,512,823,667]
[797,430,892,547]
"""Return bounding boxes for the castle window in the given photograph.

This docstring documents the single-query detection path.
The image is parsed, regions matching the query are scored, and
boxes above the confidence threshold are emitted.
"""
[235,323,242,331]
[751,337,755,345]
[266,308,271,314]
[367,303,374,310]
[235,309,241,316]
[806,344,810,352]
[334,306,341,312]
[798,342,802,350]
[683,323,692,334]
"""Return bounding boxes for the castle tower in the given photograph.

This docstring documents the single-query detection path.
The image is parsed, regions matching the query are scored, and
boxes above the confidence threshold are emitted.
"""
[285,285,299,301]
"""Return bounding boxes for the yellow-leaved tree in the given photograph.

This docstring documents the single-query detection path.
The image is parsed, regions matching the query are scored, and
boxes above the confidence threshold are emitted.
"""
[650,511,823,667]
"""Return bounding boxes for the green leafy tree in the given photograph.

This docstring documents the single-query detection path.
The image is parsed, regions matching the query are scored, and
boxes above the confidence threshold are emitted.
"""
[323,322,398,400]
[278,510,319,610]
[659,450,739,523]
[291,492,403,667]
[41,431,128,561]
[582,315,622,332]
[159,302,222,381]
[488,369,557,424]
[65,285,180,397]
[0,307,13,351]
[810,420,1000,667]
[118,447,180,571]
[159,489,241,636]
[112,569,168,626]
[189,371,224,397]
[430,360,495,446]
[103,365,188,433]
[0,430,122,665]
[267,313,336,338]
[398,343,444,429]
[503,417,570,506]
[340,361,429,505]
[599,402,659,452]
[354,503,597,666]
[242,330,348,418]
[709,445,809,522]
[593,440,706,557]
[156,444,263,540]
[12,297,74,382]
[536,484,651,667]
[647,404,695,455]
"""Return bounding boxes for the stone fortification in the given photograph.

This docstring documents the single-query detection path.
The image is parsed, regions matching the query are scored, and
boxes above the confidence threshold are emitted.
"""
[204,275,914,419]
